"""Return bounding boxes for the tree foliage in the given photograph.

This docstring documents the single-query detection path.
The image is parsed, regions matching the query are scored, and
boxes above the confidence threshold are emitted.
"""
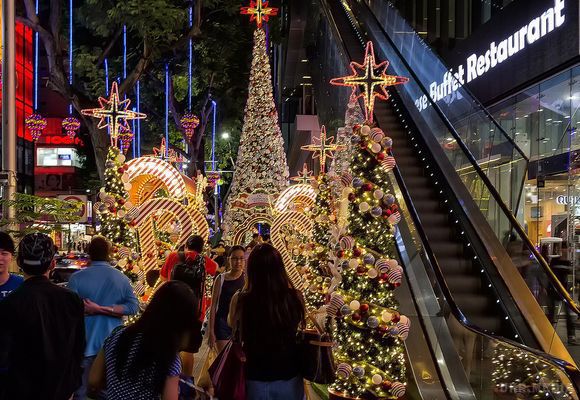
[17,0,254,181]
[0,193,82,238]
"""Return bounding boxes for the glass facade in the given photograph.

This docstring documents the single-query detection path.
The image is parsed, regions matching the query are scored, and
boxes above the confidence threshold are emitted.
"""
[488,65,580,247]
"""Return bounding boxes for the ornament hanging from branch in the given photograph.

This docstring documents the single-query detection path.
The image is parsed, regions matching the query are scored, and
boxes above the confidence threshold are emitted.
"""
[81,82,146,148]
[118,125,134,154]
[180,113,200,141]
[61,116,81,139]
[330,41,409,122]
[240,0,278,28]
[25,113,48,141]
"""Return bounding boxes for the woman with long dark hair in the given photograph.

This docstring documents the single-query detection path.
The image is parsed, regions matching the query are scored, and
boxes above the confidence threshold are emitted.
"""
[88,281,202,400]
[209,245,246,353]
[228,243,306,399]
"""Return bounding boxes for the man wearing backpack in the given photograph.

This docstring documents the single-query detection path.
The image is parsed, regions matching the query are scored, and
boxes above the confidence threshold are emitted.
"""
[160,235,218,375]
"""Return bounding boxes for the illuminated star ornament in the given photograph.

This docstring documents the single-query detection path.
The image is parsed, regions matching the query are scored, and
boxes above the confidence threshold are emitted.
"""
[240,0,278,28]
[81,82,146,148]
[152,137,185,165]
[330,41,409,122]
[301,125,346,173]
[291,163,314,185]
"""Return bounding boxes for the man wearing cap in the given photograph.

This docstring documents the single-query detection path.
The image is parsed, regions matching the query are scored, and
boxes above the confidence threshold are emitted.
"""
[68,236,139,400]
[0,232,22,301]
[0,233,85,400]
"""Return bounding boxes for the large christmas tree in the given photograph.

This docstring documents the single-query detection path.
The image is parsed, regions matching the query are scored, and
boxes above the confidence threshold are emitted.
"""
[328,122,408,399]
[222,26,289,237]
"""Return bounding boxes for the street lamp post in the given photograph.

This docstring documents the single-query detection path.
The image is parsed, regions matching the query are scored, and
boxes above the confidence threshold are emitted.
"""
[1,0,17,229]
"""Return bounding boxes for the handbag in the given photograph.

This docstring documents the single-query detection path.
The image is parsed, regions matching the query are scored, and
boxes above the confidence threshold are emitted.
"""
[208,319,246,400]
[299,313,336,384]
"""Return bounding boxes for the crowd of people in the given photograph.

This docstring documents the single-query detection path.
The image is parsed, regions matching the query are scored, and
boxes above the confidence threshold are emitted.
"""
[0,230,306,400]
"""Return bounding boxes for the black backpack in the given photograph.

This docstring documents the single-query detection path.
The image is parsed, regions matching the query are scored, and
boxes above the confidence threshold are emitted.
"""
[170,252,206,314]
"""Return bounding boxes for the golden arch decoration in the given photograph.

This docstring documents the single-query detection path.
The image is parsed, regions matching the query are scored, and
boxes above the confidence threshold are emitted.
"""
[274,184,317,213]
[125,157,188,206]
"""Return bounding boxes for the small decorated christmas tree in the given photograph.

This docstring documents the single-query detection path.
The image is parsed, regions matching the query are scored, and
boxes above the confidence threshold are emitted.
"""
[328,122,407,399]
[95,146,140,276]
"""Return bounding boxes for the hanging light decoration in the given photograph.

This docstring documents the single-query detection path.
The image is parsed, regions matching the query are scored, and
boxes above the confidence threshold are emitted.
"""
[62,116,81,139]
[25,113,48,141]
[118,124,134,154]
[180,113,200,141]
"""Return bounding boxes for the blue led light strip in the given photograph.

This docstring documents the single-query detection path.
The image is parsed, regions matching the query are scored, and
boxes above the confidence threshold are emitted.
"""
[68,0,73,114]
[211,100,216,171]
[165,64,169,159]
[132,114,136,158]
[34,0,39,110]
[188,7,193,111]
[137,80,141,156]
[123,25,127,80]
[104,58,109,95]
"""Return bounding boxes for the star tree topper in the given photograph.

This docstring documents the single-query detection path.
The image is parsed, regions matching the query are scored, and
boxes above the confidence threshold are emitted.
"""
[301,125,346,173]
[81,82,146,148]
[330,41,409,122]
[240,0,278,28]
[291,163,314,185]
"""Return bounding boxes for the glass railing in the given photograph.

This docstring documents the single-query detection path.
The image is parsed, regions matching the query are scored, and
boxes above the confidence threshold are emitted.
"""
[392,162,580,399]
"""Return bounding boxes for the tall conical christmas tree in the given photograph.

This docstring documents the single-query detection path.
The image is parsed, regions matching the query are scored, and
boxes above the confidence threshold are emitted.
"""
[223,23,289,237]
[328,122,408,399]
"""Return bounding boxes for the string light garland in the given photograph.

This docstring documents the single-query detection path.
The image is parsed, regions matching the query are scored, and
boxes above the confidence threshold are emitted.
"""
[330,42,409,122]
[81,82,146,148]
[301,125,347,173]
[240,0,278,28]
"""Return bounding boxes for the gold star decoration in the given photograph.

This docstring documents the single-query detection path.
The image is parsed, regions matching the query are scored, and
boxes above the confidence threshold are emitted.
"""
[301,126,346,173]
[330,41,409,122]
[240,0,278,28]
[291,163,314,185]
[81,82,146,148]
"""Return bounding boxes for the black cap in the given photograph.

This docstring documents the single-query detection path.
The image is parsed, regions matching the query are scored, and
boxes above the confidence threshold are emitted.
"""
[17,233,55,275]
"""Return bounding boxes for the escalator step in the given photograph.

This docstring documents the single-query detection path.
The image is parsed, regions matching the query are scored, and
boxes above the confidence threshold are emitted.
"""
[454,294,491,313]
[412,199,440,212]
[398,165,424,177]
[427,241,464,257]
[446,276,481,292]
[438,258,472,274]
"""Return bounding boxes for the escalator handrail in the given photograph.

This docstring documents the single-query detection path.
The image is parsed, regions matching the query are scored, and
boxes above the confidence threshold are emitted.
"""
[320,0,580,393]
[345,0,580,316]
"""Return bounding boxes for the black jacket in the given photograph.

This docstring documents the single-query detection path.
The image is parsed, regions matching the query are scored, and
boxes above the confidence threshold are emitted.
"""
[0,275,85,400]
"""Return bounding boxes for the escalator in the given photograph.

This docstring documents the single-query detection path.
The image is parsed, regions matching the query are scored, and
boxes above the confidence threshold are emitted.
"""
[311,0,580,398]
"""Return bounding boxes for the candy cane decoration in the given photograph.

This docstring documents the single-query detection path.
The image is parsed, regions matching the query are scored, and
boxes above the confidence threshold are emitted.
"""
[232,213,273,245]
[126,156,187,204]
[271,211,313,290]
[274,184,317,213]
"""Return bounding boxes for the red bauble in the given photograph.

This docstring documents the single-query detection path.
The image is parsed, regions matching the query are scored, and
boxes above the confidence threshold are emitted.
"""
[117,198,125,205]
[391,204,399,212]
[337,250,345,258]
[356,266,367,275]
[109,207,117,213]
[376,152,385,161]
[393,282,401,288]
[353,124,361,131]
[382,208,390,216]
[382,380,392,390]
[351,312,361,321]
[391,313,401,323]
[385,209,393,216]
[348,193,356,202]
[380,272,389,281]
[123,164,129,171]
[117,167,124,174]
[359,303,369,313]
[353,247,362,257]
[112,246,118,253]
[378,325,390,334]
[362,183,373,192]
